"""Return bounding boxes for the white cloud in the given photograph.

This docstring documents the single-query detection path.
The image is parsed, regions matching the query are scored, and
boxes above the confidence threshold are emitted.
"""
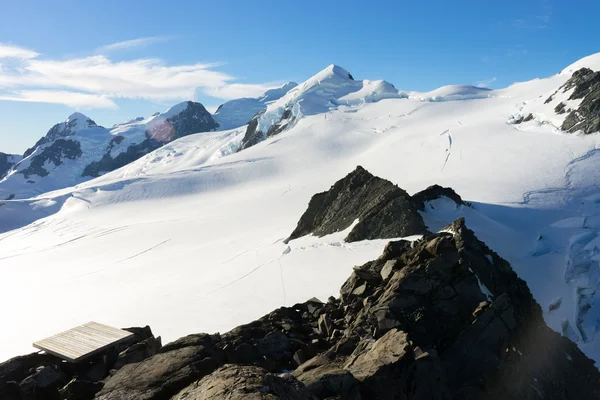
[0,90,117,109]
[0,43,280,109]
[204,82,285,100]
[476,77,497,88]
[95,36,173,54]
[0,44,39,60]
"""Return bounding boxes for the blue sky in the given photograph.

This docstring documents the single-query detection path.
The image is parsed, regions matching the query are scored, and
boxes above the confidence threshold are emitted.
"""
[0,0,598,153]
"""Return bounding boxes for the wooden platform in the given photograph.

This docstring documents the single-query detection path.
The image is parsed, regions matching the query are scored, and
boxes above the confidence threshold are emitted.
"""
[33,322,134,362]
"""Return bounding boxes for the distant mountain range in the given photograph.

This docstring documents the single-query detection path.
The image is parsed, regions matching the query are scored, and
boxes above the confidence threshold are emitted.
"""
[0,83,296,200]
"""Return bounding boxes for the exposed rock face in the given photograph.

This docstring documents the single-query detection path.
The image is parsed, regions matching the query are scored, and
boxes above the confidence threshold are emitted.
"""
[412,184,469,211]
[560,68,600,134]
[82,137,160,178]
[20,139,82,178]
[23,113,99,158]
[285,166,428,243]
[158,101,218,140]
[82,102,218,178]
[0,326,159,400]
[172,365,317,400]
[0,152,21,179]
[213,82,298,130]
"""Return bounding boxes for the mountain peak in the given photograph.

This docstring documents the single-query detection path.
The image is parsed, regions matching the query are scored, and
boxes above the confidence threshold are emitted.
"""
[312,64,354,82]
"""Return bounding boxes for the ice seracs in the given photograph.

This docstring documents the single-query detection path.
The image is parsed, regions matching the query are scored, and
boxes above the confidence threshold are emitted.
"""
[213,82,298,130]
[239,64,407,149]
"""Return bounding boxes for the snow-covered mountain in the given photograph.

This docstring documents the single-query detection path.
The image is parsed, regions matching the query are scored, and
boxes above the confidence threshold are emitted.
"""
[0,101,218,200]
[240,64,407,149]
[2,53,600,369]
[213,82,298,130]
[0,152,22,181]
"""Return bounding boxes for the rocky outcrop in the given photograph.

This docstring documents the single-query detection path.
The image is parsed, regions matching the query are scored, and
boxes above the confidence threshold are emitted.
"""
[412,184,469,210]
[23,113,99,158]
[239,109,294,151]
[83,102,218,178]
[172,365,316,400]
[20,139,82,178]
[0,152,21,179]
[0,326,159,400]
[82,137,160,178]
[285,166,428,243]
[559,68,600,134]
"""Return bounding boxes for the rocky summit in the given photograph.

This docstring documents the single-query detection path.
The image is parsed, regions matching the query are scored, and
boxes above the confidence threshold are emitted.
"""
[285,166,466,243]
[2,171,599,399]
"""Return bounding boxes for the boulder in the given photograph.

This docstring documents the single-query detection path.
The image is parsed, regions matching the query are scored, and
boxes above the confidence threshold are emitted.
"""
[96,345,224,400]
[172,364,316,400]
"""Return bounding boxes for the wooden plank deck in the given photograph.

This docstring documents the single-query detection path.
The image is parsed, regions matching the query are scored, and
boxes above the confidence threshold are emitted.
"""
[33,322,134,362]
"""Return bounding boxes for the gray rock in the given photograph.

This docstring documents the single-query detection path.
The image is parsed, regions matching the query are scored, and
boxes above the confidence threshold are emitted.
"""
[560,68,600,134]
[172,364,316,400]
[95,344,223,400]
[285,166,428,243]
[59,378,103,400]
[20,139,82,178]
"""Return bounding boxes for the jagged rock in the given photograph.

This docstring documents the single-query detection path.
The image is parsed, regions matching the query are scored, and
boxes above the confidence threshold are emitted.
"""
[293,361,362,400]
[20,139,82,178]
[285,166,427,243]
[59,378,104,400]
[512,113,534,124]
[172,365,316,400]
[23,113,98,158]
[0,352,62,384]
[0,152,20,179]
[412,184,469,211]
[112,336,162,370]
[560,67,600,134]
[96,344,224,400]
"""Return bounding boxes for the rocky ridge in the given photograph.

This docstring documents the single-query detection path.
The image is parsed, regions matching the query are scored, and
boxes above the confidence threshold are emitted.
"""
[0,153,21,180]
[558,67,600,134]
[1,169,598,399]
[285,166,464,243]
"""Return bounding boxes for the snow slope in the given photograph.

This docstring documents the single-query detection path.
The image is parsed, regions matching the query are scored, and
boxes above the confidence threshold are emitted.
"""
[213,82,298,130]
[0,102,217,200]
[2,54,600,366]
[253,64,407,135]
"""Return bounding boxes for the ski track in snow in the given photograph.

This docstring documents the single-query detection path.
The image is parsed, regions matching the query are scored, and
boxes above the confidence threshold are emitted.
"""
[115,239,172,264]
[440,129,452,171]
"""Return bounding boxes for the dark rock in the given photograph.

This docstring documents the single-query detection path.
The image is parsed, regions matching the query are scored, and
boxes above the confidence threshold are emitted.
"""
[112,336,162,370]
[82,137,160,178]
[285,166,428,243]
[412,184,469,211]
[19,139,82,178]
[0,352,62,384]
[560,67,600,134]
[96,344,224,400]
[512,113,534,124]
[294,362,362,400]
[239,108,296,151]
[59,378,103,400]
[0,153,20,179]
[172,364,316,399]
[555,101,567,114]
[23,114,98,158]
